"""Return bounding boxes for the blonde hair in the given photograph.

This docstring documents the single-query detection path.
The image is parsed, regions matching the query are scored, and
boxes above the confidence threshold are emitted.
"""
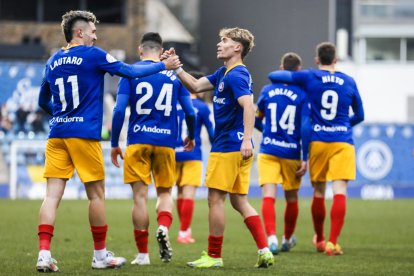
[219,27,255,59]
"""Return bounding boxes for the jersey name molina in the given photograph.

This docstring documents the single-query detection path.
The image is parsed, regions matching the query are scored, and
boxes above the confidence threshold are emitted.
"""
[176,98,212,161]
[293,69,363,144]
[257,83,308,159]
[118,60,189,148]
[46,46,122,140]
[206,65,253,152]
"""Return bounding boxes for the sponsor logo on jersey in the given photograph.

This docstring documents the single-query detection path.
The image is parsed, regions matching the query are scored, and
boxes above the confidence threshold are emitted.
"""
[357,140,393,180]
[106,53,118,63]
[313,124,348,132]
[237,132,244,140]
[263,137,298,148]
[133,124,171,135]
[213,96,225,105]
[50,116,84,124]
[218,81,224,92]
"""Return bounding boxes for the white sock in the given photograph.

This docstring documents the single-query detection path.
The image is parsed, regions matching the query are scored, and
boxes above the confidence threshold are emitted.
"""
[179,228,191,237]
[94,248,107,260]
[258,247,270,254]
[267,235,278,245]
[138,253,149,258]
[39,250,51,259]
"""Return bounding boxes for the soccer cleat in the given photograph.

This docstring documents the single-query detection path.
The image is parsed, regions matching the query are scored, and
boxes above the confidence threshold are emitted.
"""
[325,242,343,256]
[177,232,195,244]
[91,251,126,269]
[156,225,173,262]
[313,234,326,252]
[187,251,223,268]
[36,256,59,273]
[131,253,150,265]
[255,251,274,268]
[269,242,279,255]
[281,235,297,252]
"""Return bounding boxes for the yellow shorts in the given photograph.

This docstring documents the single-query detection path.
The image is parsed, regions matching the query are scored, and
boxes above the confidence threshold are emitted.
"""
[309,141,356,182]
[43,138,104,183]
[204,152,253,195]
[175,160,202,187]
[124,144,175,188]
[258,153,302,191]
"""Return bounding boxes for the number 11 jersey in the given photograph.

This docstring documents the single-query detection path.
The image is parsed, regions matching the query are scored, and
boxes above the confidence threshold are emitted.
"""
[44,45,123,140]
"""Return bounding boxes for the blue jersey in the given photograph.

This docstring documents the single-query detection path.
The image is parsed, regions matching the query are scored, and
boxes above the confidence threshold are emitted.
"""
[42,46,123,140]
[117,60,190,148]
[269,68,364,144]
[176,97,214,161]
[206,65,253,152]
[257,82,310,160]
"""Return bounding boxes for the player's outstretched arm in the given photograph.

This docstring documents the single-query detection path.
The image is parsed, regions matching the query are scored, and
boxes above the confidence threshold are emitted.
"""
[268,70,294,83]
[38,77,53,116]
[176,69,214,93]
[116,55,181,79]
[238,95,255,160]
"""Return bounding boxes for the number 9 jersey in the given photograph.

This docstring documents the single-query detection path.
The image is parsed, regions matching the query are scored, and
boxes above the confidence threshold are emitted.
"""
[290,69,364,144]
[42,45,123,140]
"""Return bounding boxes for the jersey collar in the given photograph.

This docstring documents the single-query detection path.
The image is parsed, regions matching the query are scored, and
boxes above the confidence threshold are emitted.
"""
[224,63,245,76]
[62,43,80,51]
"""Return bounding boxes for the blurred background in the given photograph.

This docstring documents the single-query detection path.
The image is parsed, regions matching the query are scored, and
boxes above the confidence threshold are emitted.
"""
[0,0,413,200]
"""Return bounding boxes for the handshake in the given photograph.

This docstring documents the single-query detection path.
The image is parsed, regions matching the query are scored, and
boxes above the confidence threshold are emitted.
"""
[161,48,183,72]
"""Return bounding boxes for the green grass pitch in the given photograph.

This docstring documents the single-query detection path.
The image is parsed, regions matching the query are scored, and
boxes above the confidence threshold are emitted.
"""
[0,198,413,275]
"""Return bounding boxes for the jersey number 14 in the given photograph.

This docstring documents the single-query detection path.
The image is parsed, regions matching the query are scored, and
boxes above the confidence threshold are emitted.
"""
[268,103,296,135]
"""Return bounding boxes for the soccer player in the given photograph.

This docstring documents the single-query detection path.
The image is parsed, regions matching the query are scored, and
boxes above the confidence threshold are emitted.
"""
[255,52,310,254]
[172,27,274,268]
[268,42,365,256]
[110,32,196,265]
[175,71,215,244]
[36,11,180,273]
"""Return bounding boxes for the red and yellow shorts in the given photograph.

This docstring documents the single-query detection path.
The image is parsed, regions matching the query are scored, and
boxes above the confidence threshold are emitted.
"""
[43,138,104,183]
[204,152,253,195]
[309,141,356,182]
[124,144,175,188]
[175,160,203,187]
[258,153,302,191]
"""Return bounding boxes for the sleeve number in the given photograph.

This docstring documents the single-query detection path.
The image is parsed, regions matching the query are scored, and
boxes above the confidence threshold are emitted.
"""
[321,90,338,120]
[136,82,173,116]
[55,75,79,112]
[268,103,296,135]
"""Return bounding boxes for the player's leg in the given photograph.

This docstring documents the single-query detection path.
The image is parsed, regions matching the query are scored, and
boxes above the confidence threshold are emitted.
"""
[37,138,73,272]
[37,178,66,273]
[258,153,282,255]
[176,160,201,243]
[187,187,226,268]
[153,146,176,262]
[177,185,197,243]
[70,139,125,269]
[130,181,150,265]
[176,162,184,221]
[281,189,299,252]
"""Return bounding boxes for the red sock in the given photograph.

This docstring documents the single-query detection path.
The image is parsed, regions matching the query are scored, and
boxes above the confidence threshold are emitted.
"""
[329,194,346,244]
[284,201,299,240]
[311,197,325,242]
[134,229,149,253]
[177,198,184,220]
[91,225,108,250]
[180,199,194,231]
[244,215,268,249]
[38,224,54,250]
[208,235,223,258]
[157,211,173,229]
[261,197,276,236]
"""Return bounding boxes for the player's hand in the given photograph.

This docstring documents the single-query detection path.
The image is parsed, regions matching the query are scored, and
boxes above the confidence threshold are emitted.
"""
[240,139,253,160]
[163,55,182,70]
[160,47,176,60]
[295,161,307,177]
[111,147,124,168]
[183,137,195,151]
